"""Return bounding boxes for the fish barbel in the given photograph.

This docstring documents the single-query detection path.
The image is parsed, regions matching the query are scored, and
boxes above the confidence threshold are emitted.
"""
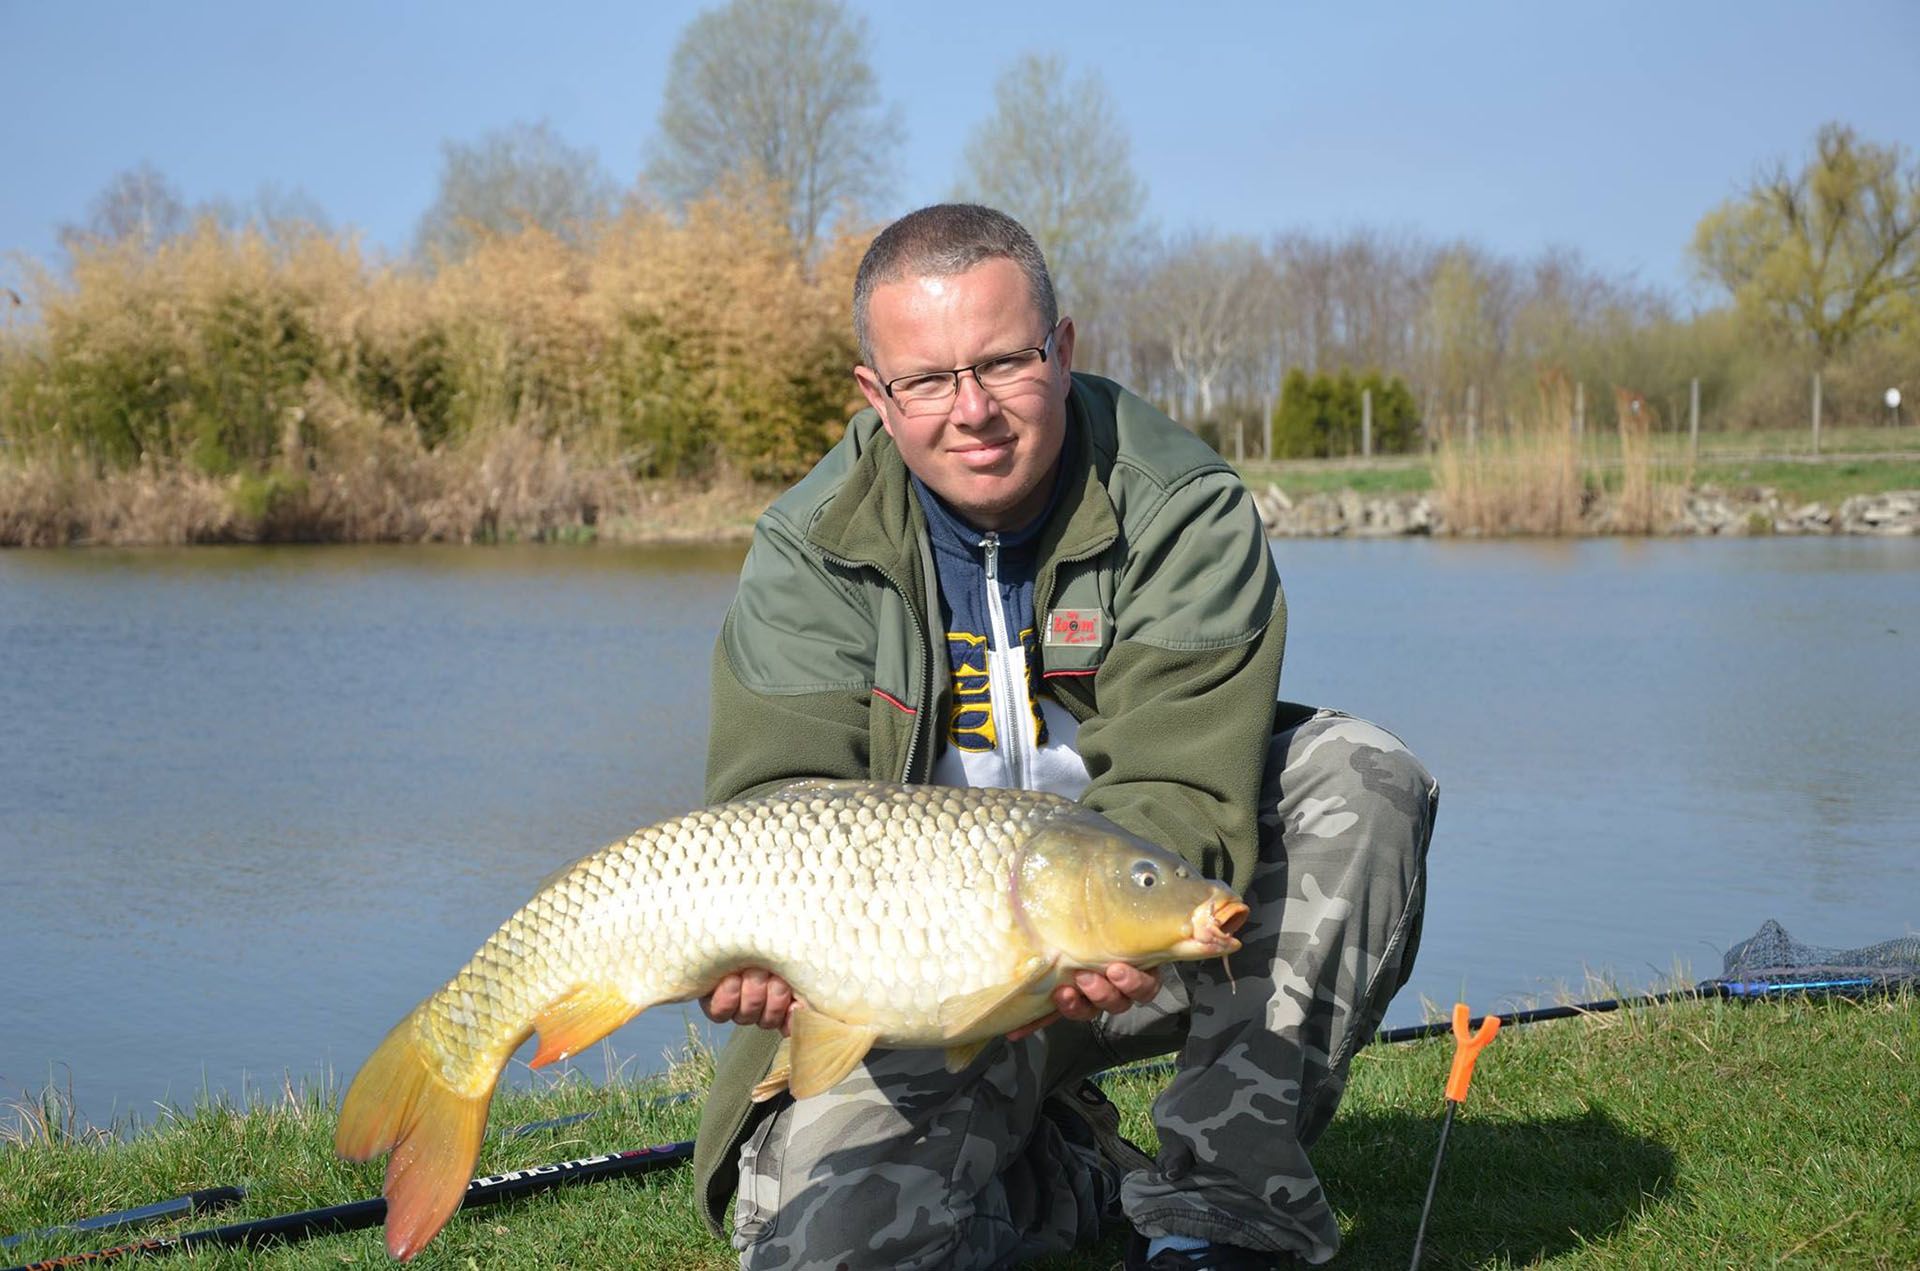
[334,780,1247,1259]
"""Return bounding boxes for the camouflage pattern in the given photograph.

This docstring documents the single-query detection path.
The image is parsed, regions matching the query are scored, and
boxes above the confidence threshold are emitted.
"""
[730,707,1436,1269]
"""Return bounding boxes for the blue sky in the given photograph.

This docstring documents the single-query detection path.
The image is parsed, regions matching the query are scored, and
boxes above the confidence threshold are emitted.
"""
[3,1,1916,305]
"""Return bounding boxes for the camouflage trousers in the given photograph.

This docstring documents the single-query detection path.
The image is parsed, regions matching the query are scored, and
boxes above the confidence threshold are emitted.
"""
[730,706,1437,1269]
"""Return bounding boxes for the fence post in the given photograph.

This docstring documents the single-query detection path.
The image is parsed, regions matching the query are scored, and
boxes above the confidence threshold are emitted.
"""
[1689,377,1700,459]
[1362,387,1373,458]
[1235,417,1245,464]
[1264,388,1275,461]
[1812,371,1823,455]
[1574,380,1585,443]
[1467,384,1479,450]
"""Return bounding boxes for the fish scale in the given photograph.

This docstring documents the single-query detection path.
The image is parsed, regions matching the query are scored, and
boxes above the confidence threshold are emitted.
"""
[334,779,1247,1261]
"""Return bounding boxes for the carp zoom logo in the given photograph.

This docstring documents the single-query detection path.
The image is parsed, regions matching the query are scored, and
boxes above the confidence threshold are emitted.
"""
[1045,609,1102,646]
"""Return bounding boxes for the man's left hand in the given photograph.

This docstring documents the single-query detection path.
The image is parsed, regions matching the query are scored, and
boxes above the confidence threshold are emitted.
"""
[1005,963,1161,1041]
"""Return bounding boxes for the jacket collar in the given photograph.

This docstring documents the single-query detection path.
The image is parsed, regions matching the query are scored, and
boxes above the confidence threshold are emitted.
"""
[806,388,1118,574]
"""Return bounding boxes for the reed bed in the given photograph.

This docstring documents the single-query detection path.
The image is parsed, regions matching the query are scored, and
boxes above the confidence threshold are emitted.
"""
[0,188,859,546]
[1433,372,1690,535]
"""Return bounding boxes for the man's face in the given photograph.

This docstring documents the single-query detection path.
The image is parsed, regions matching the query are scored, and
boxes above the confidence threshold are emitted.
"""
[855,257,1075,532]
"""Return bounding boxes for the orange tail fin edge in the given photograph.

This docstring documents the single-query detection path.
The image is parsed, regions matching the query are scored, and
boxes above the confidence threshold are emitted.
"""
[335,1016,507,1261]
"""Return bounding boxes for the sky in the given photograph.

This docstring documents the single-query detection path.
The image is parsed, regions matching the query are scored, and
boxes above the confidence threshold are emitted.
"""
[3,1,1917,307]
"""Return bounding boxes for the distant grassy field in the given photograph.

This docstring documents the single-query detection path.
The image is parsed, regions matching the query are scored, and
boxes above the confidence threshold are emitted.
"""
[1240,425,1920,508]
[3,991,1913,1268]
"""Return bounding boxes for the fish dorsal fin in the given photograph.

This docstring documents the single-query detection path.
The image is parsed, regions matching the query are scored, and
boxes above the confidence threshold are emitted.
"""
[937,955,1059,1042]
[751,1038,793,1103]
[786,1009,881,1099]
[529,983,643,1069]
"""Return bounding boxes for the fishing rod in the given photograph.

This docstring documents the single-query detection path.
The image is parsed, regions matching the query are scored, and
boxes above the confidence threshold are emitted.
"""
[0,1142,692,1271]
[1372,974,1889,1046]
[0,1192,243,1252]
[1092,973,1896,1090]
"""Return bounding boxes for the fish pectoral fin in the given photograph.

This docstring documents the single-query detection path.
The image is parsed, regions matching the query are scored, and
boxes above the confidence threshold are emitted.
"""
[936,955,1059,1041]
[942,1038,994,1073]
[750,1038,793,1103]
[786,1009,881,1099]
[529,983,643,1069]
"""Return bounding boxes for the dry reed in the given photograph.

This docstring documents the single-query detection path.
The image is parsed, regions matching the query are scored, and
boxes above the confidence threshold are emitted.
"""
[1432,370,1691,535]
[0,184,858,546]
[1433,370,1588,534]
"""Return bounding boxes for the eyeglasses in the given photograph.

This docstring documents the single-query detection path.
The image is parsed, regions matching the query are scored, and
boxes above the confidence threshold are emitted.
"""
[881,324,1059,417]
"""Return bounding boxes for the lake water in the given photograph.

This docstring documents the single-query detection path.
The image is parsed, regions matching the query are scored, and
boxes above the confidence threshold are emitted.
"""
[3,537,1916,1132]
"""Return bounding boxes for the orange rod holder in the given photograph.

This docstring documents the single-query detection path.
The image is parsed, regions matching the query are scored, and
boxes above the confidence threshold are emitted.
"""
[1444,1002,1501,1103]
[1409,1002,1502,1270]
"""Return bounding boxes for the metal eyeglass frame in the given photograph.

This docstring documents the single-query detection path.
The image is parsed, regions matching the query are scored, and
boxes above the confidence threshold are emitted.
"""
[881,323,1061,409]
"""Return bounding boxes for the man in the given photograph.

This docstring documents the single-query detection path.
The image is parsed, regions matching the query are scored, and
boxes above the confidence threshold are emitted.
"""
[692,204,1435,1270]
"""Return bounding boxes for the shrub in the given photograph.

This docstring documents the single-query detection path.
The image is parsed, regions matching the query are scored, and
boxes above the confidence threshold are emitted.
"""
[1271,368,1422,458]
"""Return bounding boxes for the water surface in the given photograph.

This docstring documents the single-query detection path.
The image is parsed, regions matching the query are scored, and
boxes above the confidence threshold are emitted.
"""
[2,537,1915,1129]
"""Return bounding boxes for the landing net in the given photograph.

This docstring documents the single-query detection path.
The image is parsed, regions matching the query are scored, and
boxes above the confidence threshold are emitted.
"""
[1706,918,1920,995]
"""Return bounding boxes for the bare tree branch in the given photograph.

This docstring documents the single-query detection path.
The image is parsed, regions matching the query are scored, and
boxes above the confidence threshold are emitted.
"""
[648,0,900,257]
[415,120,617,265]
[953,52,1148,338]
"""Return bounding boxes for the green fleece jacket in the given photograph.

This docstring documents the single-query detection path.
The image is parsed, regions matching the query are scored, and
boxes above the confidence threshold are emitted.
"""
[692,372,1287,1233]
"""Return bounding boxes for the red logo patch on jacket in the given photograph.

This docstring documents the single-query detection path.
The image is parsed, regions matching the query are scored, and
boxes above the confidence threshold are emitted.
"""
[1045,609,1102,646]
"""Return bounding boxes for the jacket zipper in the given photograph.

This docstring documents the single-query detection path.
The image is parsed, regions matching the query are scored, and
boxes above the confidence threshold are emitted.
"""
[980,532,1031,790]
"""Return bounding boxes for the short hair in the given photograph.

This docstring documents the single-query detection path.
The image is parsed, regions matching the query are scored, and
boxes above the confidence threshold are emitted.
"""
[852,204,1058,368]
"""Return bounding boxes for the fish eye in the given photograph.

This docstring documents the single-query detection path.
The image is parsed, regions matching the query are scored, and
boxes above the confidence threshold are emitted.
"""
[1130,861,1161,888]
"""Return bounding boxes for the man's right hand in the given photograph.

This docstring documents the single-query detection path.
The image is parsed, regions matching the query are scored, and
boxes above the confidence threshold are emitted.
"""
[701,967,798,1035]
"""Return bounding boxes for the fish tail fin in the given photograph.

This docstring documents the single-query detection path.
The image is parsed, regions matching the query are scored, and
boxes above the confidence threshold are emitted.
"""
[335,1012,509,1261]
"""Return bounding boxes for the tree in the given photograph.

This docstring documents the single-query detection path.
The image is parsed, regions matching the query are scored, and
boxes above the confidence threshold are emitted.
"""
[59,162,192,252]
[953,54,1147,327]
[1138,234,1270,422]
[415,120,617,263]
[648,0,900,256]
[1420,245,1508,425]
[1692,122,1920,365]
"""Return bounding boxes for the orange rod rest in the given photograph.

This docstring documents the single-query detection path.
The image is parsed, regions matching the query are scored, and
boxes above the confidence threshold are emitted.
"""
[1443,1002,1500,1103]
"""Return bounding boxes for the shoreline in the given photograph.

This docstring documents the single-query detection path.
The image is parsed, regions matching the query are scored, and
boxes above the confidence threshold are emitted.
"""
[1254,485,1920,538]
[3,467,1917,548]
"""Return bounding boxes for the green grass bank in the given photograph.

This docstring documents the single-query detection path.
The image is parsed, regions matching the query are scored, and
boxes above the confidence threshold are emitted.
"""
[1242,424,1920,507]
[4,992,1914,1268]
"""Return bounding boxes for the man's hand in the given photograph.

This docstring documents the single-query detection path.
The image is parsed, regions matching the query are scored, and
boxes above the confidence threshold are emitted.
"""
[1006,963,1161,1042]
[701,968,798,1036]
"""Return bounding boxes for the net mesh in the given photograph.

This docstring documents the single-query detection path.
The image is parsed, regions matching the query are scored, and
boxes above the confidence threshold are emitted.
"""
[1713,919,1920,989]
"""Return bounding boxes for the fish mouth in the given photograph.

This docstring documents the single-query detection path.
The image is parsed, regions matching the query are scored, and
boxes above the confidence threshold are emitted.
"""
[1177,893,1248,956]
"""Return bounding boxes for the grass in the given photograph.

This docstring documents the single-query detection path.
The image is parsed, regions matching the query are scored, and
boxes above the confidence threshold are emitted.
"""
[1239,459,1435,498]
[1655,425,1920,461]
[1237,421,1920,526]
[1688,458,1920,507]
[2,992,1913,1268]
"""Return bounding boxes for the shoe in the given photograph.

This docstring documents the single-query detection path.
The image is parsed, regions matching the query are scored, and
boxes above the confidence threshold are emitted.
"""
[1048,1078,1155,1173]
[1043,1078,1154,1226]
[1122,1229,1297,1270]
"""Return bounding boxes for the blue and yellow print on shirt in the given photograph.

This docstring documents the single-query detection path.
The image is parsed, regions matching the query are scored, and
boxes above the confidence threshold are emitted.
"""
[945,626,1049,753]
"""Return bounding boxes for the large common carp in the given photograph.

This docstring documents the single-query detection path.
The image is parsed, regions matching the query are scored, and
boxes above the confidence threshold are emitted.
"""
[334,780,1247,1260]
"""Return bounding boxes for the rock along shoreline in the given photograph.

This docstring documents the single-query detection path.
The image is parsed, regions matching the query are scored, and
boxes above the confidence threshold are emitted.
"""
[1252,486,1920,538]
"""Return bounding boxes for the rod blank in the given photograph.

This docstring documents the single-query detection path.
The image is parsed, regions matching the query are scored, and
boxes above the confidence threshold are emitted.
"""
[1,1143,692,1271]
